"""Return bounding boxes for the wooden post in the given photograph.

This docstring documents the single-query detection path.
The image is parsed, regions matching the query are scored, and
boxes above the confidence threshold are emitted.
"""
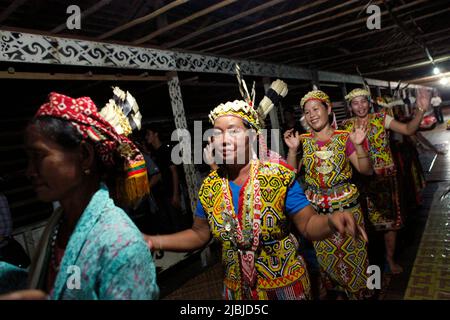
[388,82,393,95]
[407,88,414,116]
[166,71,200,215]
[401,88,410,117]
[376,86,382,97]
[340,83,350,118]
[374,86,380,112]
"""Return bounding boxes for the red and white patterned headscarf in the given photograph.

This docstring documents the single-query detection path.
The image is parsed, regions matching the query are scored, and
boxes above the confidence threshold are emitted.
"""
[34,92,149,207]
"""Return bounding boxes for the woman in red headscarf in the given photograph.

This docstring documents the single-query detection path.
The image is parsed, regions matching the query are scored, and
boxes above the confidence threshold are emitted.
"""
[0,90,159,300]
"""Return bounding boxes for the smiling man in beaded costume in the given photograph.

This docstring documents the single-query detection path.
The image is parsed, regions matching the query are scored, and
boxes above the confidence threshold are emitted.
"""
[144,67,367,300]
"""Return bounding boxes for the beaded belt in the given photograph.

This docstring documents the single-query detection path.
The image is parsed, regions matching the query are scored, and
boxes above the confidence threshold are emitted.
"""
[305,181,359,214]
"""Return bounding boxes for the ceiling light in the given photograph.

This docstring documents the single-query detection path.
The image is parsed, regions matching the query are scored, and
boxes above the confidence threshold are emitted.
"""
[433,67,441,75]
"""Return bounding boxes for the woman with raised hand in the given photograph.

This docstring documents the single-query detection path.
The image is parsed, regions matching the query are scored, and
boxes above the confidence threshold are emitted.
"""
[341,88,431,274]
[284,90,373,300]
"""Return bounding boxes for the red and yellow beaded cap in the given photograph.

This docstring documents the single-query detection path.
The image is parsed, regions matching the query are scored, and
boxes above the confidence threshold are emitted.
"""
[300,90,332,109]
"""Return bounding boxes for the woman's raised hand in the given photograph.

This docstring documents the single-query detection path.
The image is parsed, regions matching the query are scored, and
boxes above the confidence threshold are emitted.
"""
[349,126,367,146]
[416,88,432,112]
[283,129,300,151]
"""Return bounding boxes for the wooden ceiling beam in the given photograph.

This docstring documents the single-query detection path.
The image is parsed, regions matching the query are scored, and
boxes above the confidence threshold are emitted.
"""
[0,71,167,81]
[330,48,450,76]
[322,47,423,70]
[181,82,240,87]
[186,0,329,51]
[361,51,450,76]
[97,0,189,40]
[245,4,448,61]
[326,45,450,70]
[247,27,362,60]
[208,0,362,54]
[292,33,450,67]
[133,0,238,45]
[162,0,288,48]
[273,4,448,63]
[0,25,140,45]
[50,0,113,33]
[408,71,450,84]
[232,0,427,58]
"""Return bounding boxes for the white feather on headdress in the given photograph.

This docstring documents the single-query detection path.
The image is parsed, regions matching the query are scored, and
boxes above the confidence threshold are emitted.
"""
[234,64,288,124]
[258,79,288,120]
[235,64,255,106]
[376,96,405,108]
[100,87,142,136]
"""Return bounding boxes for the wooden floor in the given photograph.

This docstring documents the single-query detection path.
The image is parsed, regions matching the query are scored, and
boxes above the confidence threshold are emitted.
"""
[402,115,450,300]
[403,182,450,299]
[159,109,450,300]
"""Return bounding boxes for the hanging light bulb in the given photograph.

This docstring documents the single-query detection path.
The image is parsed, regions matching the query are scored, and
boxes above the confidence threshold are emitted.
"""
[433,66,441,75]
[440,77,449,85]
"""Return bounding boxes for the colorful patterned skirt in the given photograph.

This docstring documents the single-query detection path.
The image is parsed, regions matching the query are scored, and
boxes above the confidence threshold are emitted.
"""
[392,138,426,208]
[222,257,312,300]
[364,172,403,231]
[306,183,372,299]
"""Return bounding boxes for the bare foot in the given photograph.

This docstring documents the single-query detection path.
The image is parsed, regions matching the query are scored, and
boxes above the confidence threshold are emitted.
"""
[387,260,403,274]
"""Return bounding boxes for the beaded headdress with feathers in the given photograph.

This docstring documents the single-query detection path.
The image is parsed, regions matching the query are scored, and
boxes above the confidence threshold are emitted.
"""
[100,87,148,208]
[209,64,288,132]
